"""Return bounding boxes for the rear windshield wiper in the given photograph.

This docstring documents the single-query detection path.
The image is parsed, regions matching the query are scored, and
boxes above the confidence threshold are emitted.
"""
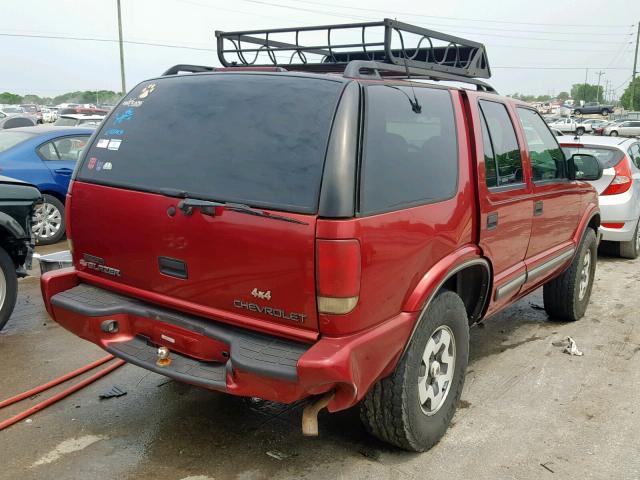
[163,192,308,225]
[224,202,309,225]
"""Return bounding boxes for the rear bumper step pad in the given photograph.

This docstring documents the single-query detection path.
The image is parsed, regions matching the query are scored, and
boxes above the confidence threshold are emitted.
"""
[51,284,309,383]
[106,336,227,390]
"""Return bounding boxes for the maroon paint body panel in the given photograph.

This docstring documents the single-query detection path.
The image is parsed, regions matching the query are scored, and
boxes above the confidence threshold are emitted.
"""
[69,182,319,340]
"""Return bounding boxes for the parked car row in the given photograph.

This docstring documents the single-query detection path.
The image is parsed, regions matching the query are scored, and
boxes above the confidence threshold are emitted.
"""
[545,116,640,138]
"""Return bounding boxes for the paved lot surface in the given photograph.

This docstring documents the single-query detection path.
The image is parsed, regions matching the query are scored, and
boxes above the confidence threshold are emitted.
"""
[1,243,639,480]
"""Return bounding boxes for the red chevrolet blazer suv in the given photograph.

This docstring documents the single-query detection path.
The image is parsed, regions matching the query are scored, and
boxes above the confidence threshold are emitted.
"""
[41,20,603,451]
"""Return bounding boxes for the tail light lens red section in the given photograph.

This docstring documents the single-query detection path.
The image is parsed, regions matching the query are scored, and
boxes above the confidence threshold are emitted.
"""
[602,158,633,196]
[602,222,625,229]
[316,239,361,315]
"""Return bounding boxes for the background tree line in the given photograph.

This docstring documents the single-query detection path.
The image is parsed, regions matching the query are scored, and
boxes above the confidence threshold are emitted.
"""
[0,90,122,106]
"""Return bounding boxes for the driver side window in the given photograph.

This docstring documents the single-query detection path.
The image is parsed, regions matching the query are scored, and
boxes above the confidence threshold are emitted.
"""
[516,108,566,182]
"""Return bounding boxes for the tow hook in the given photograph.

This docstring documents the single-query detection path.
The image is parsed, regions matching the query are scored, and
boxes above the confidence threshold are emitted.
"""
[302,391,335,436]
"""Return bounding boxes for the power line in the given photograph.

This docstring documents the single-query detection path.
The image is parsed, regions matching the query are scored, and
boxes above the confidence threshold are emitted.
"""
[235,0,631,44]
[1,31,626,55]
[251,0,633,28]
[0,32,215,52]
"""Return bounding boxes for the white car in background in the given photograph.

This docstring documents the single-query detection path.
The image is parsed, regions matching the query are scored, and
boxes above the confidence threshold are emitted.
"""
[548,117,578,133]
[54,114,104,127]
[560,136,640,258]
[604,120,640,137]
[575,118,608,135]
[41,108,57,123]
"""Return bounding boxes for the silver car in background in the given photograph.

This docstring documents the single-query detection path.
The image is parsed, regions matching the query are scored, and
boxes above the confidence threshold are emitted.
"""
[604,120,640,137]
[560,136,640,258]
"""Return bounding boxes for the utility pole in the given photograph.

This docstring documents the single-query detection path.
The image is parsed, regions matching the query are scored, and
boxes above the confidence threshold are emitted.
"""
[117,0,126,94]
[582,67,589,105]
[631,21,639,111]
[594,70,605,103]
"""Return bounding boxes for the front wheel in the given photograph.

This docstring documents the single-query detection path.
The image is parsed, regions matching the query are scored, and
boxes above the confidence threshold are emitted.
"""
[610,130,619,137]
[32,194,65,245]
[601,109,610,115]
[543,229,597,321]
[0,246,18,331]
[576,127,585,135]
[620,219,640,259]
[360,290,469,452]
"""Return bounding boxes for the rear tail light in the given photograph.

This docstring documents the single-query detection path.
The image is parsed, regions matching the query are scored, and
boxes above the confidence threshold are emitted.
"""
[602,222,625,229]
[316,239,361,315]
[602,157,632,195]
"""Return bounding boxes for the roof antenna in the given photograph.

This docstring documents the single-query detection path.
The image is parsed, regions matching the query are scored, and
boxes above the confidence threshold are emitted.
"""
[396,28,422,114]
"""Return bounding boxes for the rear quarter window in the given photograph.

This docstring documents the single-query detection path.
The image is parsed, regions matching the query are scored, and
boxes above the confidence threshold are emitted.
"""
[360,85,457,214]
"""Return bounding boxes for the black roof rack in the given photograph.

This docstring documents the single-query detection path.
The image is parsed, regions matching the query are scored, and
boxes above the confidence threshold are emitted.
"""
[215,19,492,88]
[163,64,215,76]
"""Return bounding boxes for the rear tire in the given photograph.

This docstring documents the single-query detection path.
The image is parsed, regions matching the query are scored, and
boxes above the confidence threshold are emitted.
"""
[360,290,469,452]
[32,194,65,245]
[574,109,582,115]
[0,246,18,332]
[620,219,640,259]
[610,130,619,137]
[576,127,585,135]
[543,229,597,321]
[601,109,610,115]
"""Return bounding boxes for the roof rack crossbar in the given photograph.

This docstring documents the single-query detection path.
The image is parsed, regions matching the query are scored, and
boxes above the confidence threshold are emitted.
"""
[343,61,496,92]
[162,64,215,76]
[215,19,491,80]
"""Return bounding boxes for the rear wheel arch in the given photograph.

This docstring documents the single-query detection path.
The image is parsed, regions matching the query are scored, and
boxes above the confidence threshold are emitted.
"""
[39,190,65,205]
[401,258,492,358]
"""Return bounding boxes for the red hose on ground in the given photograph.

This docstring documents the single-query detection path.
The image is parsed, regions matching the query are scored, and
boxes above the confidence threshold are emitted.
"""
[0,354,115,409]
[0,359,126,431]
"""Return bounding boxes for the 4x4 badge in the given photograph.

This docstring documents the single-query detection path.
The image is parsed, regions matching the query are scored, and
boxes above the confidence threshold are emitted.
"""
[251,288,271,300]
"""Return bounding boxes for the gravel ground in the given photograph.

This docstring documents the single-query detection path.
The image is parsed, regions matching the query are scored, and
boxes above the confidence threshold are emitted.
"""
[0,243,638,480]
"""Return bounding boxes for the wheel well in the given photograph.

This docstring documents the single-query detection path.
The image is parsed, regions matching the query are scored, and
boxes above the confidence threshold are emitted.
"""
[40,190,65,203]
[588,214,600,233]
[0,227,26,268]
[441,262,491,325]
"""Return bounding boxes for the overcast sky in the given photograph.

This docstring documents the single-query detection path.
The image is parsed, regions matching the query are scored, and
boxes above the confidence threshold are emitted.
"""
[1,0,638,98]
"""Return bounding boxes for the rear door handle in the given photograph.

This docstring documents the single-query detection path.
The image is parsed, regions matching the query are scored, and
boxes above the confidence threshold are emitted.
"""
[487,212,498,230]
[54,168,73,175]
[534,200,543,216]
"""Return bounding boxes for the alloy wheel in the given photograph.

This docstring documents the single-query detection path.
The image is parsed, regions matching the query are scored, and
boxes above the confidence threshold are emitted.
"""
[32,201,62,241]
[418,325,456,416]
[0,267,5,311]
[578,250,592,301]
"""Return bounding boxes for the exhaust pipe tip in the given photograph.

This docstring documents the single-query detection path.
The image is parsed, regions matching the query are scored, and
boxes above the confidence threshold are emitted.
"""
[301,392,334,436]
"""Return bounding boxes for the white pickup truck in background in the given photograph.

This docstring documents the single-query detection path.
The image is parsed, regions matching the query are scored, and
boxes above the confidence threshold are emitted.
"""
[548,117,578,133]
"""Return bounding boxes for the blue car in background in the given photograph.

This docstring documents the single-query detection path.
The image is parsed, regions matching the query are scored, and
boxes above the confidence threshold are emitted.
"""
[0,126,93,244]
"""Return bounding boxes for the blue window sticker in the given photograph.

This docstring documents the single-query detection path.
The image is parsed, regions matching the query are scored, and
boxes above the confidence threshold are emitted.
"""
[113,109,134,125]
[105,128,124,136]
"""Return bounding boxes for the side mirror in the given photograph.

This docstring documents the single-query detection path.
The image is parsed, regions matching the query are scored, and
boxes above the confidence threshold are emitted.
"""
[568,153,602,181]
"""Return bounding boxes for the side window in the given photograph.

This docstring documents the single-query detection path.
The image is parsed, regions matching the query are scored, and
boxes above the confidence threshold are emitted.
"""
[478,100,523,187]
[38,142,60,161]
[479,112,497,187]
[516,108,566,181]
[629,144,640,169]
[360,86,458,214]
[54,136,89,161]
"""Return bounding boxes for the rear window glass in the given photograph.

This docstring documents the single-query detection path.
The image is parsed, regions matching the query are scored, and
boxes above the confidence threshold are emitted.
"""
[55,117,77,126]
[0,131,33,153]
[360,85,457,214]
[561,146,624,169]
[77,74,345,213]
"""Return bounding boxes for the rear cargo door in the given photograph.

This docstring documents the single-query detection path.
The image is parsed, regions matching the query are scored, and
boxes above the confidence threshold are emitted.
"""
[71,74,348,335]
